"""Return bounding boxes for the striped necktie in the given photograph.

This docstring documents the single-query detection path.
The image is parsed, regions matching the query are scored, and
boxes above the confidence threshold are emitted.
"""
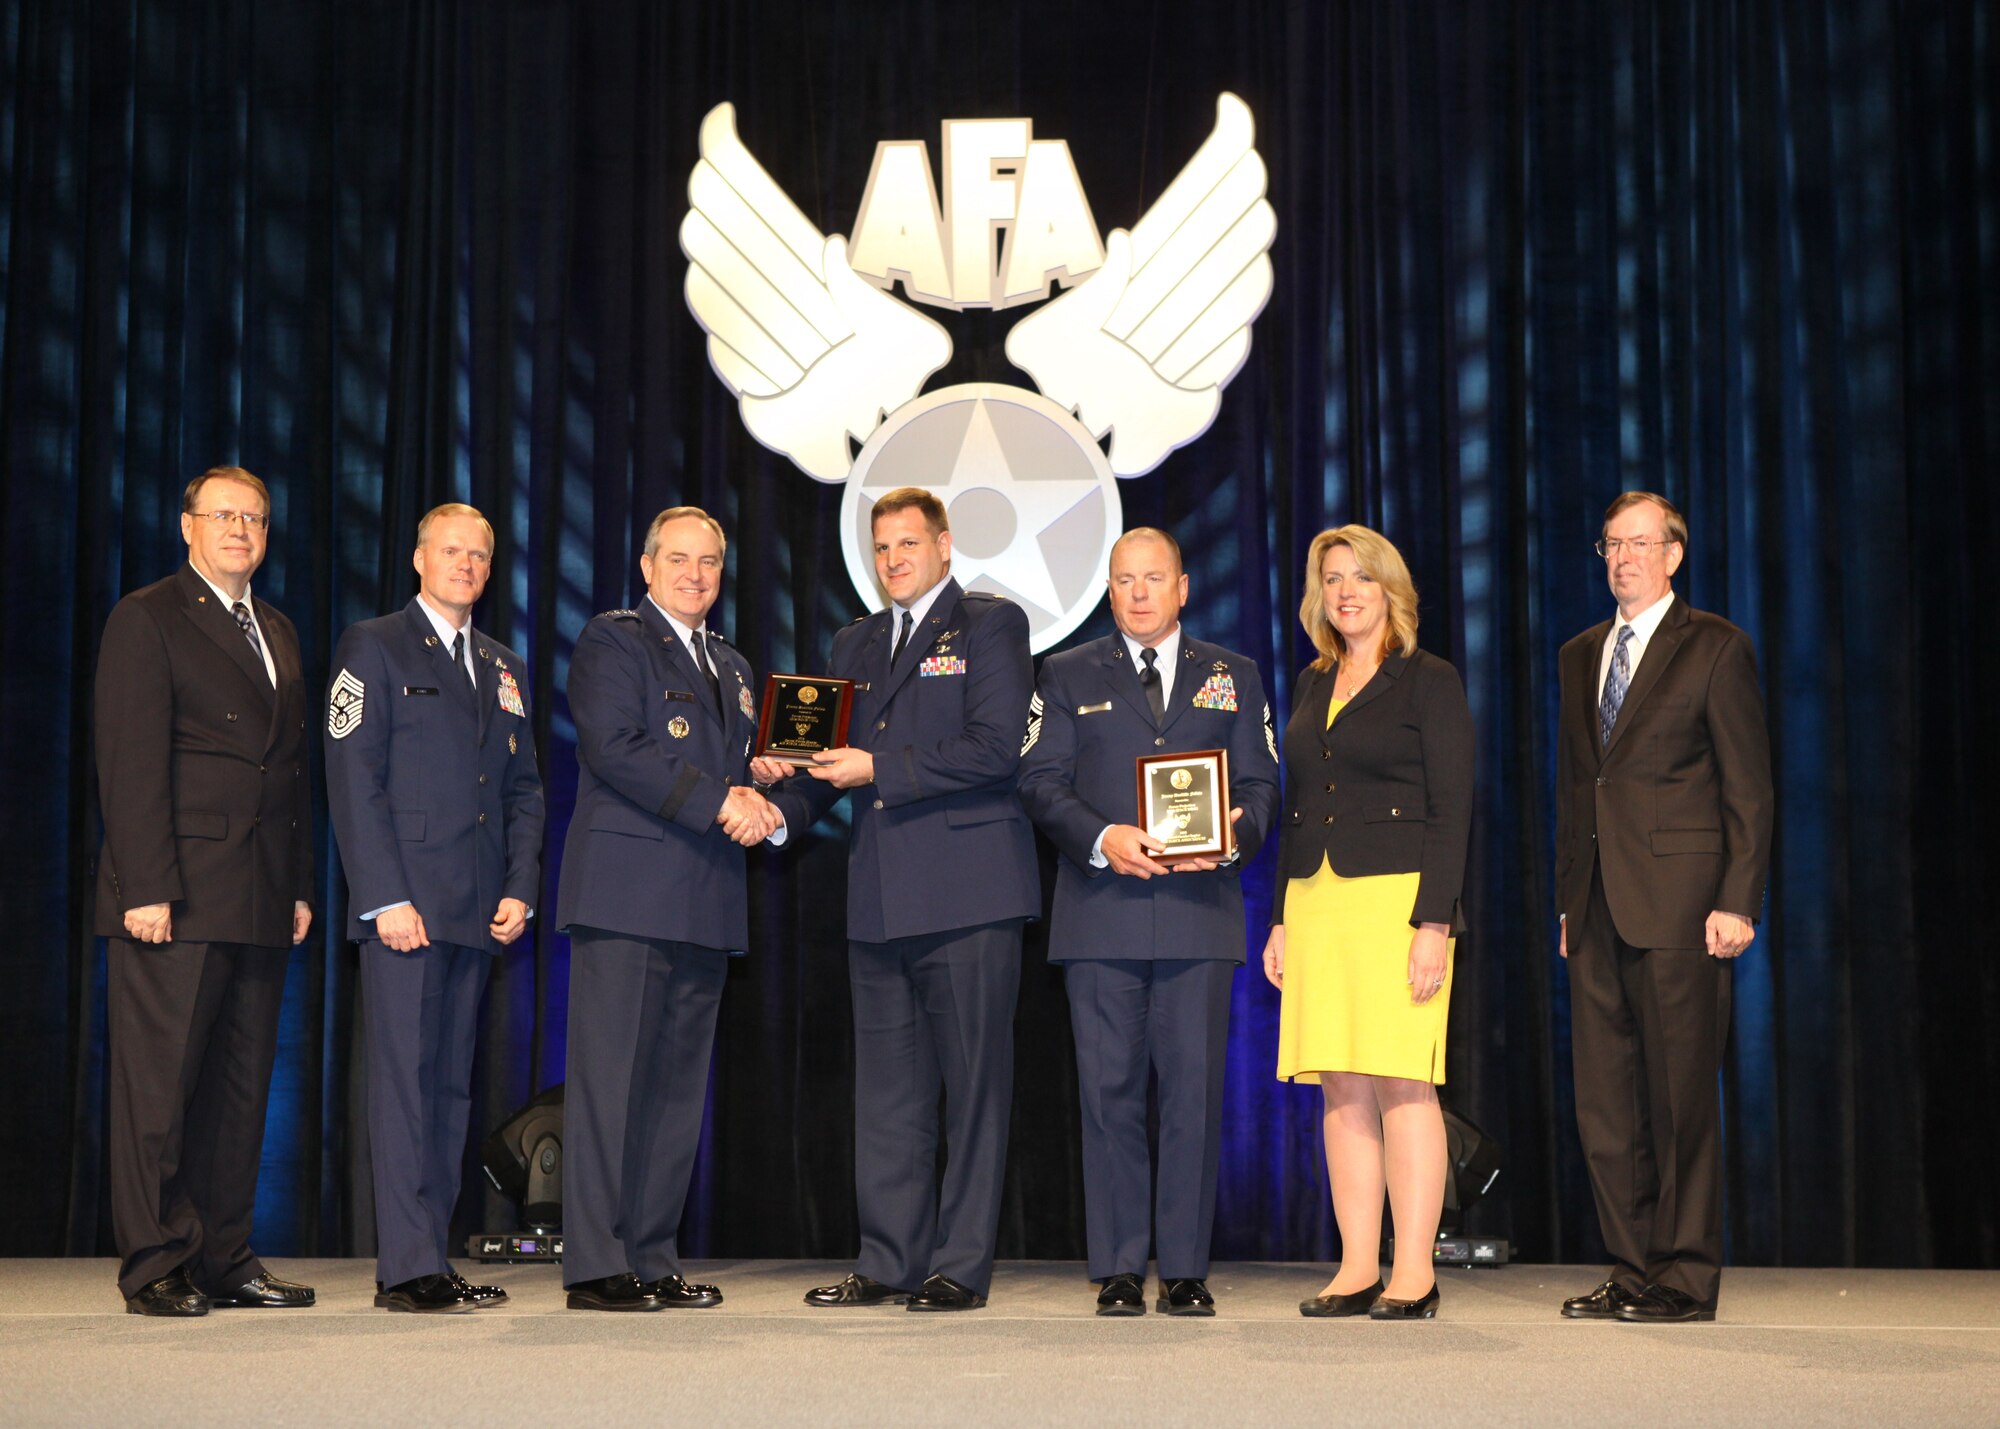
[1599,625,1635,746]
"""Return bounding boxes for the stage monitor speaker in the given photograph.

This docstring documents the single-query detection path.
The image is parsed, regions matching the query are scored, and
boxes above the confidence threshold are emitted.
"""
[479,1082,564,1233]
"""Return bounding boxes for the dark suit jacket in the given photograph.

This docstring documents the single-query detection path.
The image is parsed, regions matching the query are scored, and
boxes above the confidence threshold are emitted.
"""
[93,562,314,946]
[1018,633,1279,964]
[1555,595,1774,949]
[1271,648,1474,929]
[556,602,763,953]
[771,577,1039,943]
[324,599,545,951]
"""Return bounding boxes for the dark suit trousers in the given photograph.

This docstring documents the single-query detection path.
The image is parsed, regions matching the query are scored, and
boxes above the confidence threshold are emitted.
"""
[562,930,727,1287]
[107,937,287,1298]
[1065,958,1233,1282]
[1570,864,1732,1304]
[360,939,489,1287]
[849,921,1021,1296]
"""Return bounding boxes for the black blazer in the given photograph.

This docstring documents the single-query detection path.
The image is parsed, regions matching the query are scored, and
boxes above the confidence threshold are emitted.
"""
[93,563,315,946]
[1271,647,1474,929]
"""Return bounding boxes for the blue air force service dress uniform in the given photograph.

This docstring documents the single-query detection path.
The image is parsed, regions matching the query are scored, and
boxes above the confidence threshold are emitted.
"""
[554,600,763,1289]
[324,598,545,1290]
[769,577,1040,1297]
[1018,634,1279,1283]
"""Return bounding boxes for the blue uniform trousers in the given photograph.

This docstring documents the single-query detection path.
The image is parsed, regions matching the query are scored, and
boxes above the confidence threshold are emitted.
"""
[850,920,1021,1296]
[360,938,489,1288]
[1065,958,1234,1282]
[561,930,727,1287]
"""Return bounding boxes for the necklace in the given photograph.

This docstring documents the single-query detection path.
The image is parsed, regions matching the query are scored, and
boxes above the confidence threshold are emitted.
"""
[1336,658,1378,702]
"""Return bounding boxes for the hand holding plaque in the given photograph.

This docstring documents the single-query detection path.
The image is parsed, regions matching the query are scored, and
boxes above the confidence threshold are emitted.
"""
[756,674,855,765]
[1134,749,1233,865]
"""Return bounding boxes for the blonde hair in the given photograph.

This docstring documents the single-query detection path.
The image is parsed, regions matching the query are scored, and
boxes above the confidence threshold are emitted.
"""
[1299,524,1420,672]
[416,502,495,549]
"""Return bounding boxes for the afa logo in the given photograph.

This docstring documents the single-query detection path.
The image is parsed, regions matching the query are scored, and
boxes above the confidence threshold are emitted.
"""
[680,95,1275,652]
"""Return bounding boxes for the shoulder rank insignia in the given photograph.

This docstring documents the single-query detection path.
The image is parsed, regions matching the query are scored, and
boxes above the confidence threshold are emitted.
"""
[327,668,365,740]
[599,608,640,622]
[738,685,755,720]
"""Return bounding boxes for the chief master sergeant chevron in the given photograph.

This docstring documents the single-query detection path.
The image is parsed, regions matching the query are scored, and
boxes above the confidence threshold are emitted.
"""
[323,502,545,1314]
[756,486,1039,1312]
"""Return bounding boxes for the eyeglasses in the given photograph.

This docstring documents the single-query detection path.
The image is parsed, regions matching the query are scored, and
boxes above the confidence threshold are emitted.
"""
[191,509,271,531]
[1594,536,1673,559]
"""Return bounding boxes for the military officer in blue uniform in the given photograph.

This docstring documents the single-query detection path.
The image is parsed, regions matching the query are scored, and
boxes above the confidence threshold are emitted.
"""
[756,487,1038,1312]
[556,506,782,1312]
[1018,527,1279,1316]
[324,503,546,1313]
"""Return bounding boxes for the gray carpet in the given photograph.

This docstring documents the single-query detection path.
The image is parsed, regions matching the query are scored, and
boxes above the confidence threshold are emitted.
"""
[3,1260,1997,1425]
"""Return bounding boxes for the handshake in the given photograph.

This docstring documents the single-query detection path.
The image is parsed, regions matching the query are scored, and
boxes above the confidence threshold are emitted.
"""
[715,784,782,846]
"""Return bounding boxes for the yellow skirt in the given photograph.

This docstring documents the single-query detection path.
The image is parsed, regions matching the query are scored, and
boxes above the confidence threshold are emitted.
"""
[1276,856,1452,1085]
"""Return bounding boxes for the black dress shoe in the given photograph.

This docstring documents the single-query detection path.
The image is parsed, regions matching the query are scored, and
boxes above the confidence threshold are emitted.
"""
[566,1272,663,1312]
[1561,1278,1641,1319]
[1095,1273,1145,1316]
[126,1268,208,1317]
[207,1272,316,1308]
[1299,1278,1384,1318]
[448,1270,508,1305]
[1368,1282,1440,1319]
[906,1274,986,1311]
[1617,1284,1715,1323]
[1156,1277,1216,1316]
[644,1273,723,1308]
[375,1273,473,1313]
[803,1273,912,1307]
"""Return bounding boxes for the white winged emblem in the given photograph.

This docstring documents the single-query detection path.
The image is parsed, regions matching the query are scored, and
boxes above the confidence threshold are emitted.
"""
[679,94,1275,650]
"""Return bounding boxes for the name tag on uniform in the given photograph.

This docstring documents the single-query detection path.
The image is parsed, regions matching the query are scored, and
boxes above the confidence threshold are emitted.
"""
[403,686,440,697]
[664,689,696,702]
[1077,700,1113,715]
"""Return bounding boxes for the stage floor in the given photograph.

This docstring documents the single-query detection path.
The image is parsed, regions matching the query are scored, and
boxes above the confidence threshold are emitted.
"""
[3,1259,1996,1424]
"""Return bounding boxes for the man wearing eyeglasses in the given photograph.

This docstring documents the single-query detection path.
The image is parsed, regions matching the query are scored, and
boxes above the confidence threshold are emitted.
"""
[93,466,316,1316]
[1554,491,1774,1325]
[324,503,545,1312]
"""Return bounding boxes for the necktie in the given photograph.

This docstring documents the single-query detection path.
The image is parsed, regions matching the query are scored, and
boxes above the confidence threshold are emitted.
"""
[450,630,474,688]
[1140,646,1166,723]
[231,601,266,668]
[890,610,914,666]
[1599,624,1635,746]
[694,630,723,715]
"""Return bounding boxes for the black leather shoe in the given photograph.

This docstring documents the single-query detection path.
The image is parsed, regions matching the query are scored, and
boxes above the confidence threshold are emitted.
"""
[207,1272,315,1308]
[1368,1282,1440,1319]
[803,1273,912,1307]
[1095,1273,1145,1316]
[566,1272,663,1312]
[1157,1277,1216,1316]
[449,1270,508,1305]
[375,1273,473,1313]
[644,1273,722,1308]
[1299,1278,1384,1318]
[906,1274,987,1311]
[1561,1278,1641,1319]
[1617,1284,1715,1323]
[126,1268,208,1317]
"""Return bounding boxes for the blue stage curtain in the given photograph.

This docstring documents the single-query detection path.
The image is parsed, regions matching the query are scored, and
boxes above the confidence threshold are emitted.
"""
[2,0,1994,1271]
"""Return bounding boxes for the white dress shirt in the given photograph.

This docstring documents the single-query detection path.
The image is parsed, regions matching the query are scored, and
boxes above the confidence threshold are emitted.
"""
[191,565,276,687]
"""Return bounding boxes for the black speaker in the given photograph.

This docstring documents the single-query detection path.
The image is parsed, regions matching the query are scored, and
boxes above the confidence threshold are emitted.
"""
[479,1083,565,1231]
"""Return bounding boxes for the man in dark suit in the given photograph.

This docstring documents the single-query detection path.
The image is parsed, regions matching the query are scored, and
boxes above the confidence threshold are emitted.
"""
[556,506,782,1312]
[1017,528,1279,1316]
[1555,491,1774,1323]
[325,503,546,1313]
[757,486,1039,1312]
[93,465,316,1316]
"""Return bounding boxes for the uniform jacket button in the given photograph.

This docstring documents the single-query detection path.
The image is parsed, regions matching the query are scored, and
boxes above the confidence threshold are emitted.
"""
[877,720,887,732]
[1154,736,1165,747]
[1321,749,1331,761]
[1324,783,1335,793]
[259,764,267,774]
[1391,807,1401,817]
[1322,816,1333,825]
[478,812,487,824]
[479,774,488,785]
[872,799,884,810]
[226,712,238,722]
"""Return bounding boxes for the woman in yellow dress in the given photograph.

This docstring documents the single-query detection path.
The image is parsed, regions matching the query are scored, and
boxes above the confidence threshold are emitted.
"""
[1262,525,1474,1320]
